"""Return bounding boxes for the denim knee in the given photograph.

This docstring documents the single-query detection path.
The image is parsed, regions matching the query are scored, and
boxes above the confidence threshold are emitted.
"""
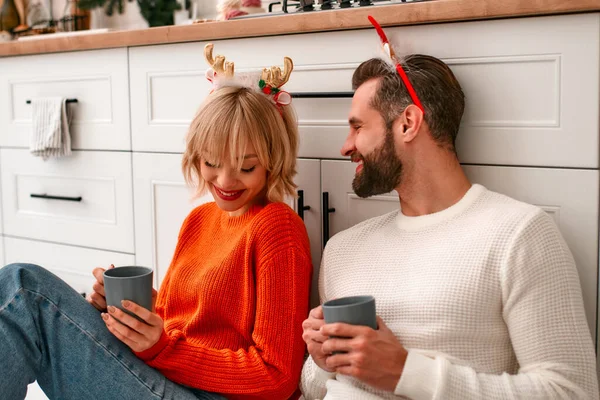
[2,263,45,275]
[0,263,49,292]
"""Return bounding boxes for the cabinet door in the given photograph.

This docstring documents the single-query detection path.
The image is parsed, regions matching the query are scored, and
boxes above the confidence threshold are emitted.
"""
[463,165,599,342]
[284,159,322,308]
[133,153,213,287]
[129,43,211,153]
[321,160,399,241]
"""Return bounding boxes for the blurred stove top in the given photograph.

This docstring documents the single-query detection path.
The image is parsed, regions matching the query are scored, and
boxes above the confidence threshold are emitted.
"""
[231,0,435,19]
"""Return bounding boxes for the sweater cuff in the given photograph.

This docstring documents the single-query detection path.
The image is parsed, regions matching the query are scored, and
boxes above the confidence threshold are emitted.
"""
[313,365,336,386]
[135,330,170,361]
[394,351,440,399]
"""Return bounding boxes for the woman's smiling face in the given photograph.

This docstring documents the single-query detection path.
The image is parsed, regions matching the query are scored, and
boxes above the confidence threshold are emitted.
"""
[200,140,268,216]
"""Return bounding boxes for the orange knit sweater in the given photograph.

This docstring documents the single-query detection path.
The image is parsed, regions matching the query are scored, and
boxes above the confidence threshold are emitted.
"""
[135,202,312,399]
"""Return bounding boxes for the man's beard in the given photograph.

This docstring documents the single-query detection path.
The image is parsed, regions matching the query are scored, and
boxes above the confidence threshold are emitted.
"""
[352,130,403,198]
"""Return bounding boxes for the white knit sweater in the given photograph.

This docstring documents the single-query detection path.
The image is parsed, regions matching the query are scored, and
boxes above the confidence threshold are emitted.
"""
[300,184,598,400]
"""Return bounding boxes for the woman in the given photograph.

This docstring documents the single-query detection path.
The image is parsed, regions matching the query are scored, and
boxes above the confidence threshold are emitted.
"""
[0,44,312,400]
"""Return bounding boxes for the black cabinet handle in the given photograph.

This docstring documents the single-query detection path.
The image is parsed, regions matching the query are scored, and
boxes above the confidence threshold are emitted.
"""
[322,192,336,248]
[30,193,82,202]
[297,189,311,220]
[268,1,280,12]
[26,98,78,104]
[290,92,354,98]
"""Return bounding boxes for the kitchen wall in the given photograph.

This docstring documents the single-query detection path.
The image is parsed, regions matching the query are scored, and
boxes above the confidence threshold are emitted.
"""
[197,0,218,18]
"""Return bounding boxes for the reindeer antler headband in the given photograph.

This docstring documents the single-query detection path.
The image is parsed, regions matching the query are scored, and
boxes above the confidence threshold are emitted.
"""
[204,43,294,110]
[204,44,235,78]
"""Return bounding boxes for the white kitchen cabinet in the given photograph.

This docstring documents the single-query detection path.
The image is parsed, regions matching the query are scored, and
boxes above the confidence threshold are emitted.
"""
[296,12,600,167]
[128,43,210,153]
[412,14,599,169]
[0,48,131,151]
[284,159,322,308]
[133,152,212,287]
[1,149,135,253]
[128,37,360,153]
[129,14,598,168]
[3,237,135,296]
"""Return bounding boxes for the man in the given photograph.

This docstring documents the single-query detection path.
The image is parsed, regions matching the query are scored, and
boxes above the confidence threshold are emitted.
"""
[300,54,599,399]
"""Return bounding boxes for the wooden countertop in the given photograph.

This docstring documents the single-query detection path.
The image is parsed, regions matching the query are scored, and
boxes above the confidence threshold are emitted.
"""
[1,0,599,57]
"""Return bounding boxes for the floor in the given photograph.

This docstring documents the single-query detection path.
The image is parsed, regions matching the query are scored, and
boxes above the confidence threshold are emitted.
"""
[25,382,48,400]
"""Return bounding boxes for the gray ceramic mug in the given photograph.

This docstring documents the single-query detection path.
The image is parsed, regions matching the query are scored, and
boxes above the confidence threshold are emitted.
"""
[103,266,153,319]
[322,295,377,329]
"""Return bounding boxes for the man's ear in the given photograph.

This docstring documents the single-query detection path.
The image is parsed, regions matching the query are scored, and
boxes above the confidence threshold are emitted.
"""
[395,104,424,144]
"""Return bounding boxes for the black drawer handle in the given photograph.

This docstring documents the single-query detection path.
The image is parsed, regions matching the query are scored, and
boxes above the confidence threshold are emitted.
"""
[290,92,354,99]
[322,192,336,248]
[268,1,281,12]
[30,193,82,202]
[26,98,78,104]
[297,189,311,221]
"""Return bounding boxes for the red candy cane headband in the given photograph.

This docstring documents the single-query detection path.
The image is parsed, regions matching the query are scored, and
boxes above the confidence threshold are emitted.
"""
[368,16,425,115]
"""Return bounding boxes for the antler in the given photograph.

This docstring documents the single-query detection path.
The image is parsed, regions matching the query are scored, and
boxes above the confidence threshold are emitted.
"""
[204,44,234,78]
[261,57,294,88]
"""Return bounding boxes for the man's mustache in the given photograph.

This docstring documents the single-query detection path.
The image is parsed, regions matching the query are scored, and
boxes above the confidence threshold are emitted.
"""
[350,153,364,163]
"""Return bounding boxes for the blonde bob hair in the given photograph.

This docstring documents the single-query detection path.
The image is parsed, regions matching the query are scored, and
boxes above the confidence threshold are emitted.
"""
[182,86,299,203]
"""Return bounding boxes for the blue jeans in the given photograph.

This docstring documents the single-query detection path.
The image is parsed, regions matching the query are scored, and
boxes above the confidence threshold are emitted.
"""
[0,263,225,400]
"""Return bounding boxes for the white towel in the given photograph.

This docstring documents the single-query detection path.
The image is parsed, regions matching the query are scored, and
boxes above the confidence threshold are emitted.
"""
[30,97,72,160]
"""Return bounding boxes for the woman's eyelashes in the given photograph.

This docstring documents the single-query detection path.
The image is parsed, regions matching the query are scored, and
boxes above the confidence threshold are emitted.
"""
[204,160,256,173]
